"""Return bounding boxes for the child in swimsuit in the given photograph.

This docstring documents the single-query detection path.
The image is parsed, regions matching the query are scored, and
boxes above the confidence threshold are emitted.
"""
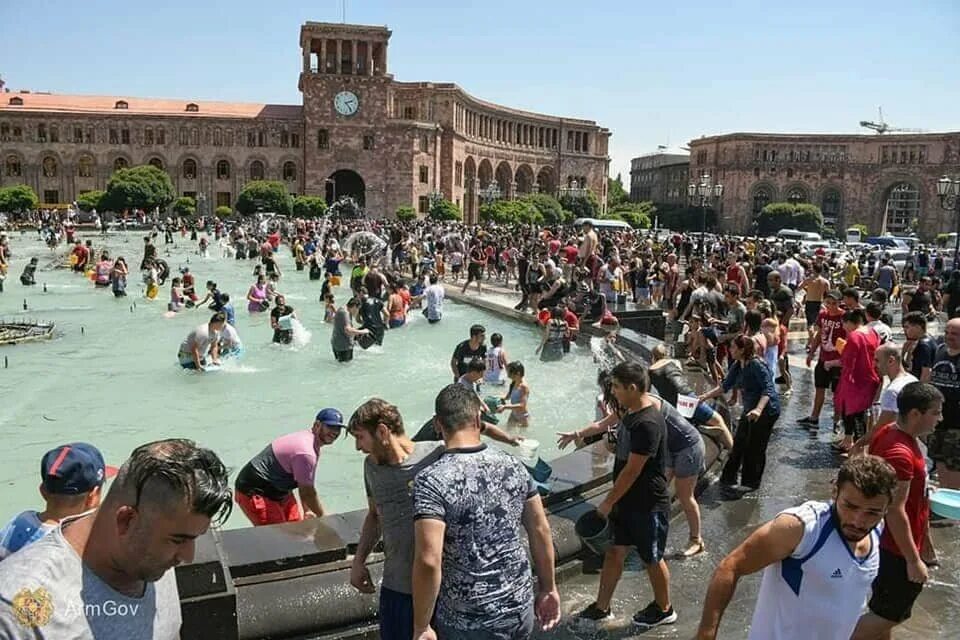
[497,361,530,428]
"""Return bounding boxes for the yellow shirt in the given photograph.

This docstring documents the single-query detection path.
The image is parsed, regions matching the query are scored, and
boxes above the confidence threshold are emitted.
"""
[843,263,860,286]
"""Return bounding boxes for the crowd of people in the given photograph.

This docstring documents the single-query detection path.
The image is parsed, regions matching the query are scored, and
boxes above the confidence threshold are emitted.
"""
[0,210,957,639]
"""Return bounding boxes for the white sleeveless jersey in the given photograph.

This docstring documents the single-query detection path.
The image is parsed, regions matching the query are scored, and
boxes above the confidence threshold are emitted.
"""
[748,500,880,640]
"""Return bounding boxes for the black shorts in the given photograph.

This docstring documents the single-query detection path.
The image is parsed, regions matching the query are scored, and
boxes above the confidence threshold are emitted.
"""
[804,301,822,326]
[813,360,841,391]
[334,349,353,362]
[868,549,924,623]
[467,263,483,281]
[611,509,668,565]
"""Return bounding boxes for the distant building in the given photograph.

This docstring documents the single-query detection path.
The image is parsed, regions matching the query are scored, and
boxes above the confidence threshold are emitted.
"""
[0,21,611,221]
[629,148,689,207]
[688,131,960,237]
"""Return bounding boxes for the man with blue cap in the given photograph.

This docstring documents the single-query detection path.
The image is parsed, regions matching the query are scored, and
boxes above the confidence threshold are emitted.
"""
[0,443,117,560]
[235,408,345,526]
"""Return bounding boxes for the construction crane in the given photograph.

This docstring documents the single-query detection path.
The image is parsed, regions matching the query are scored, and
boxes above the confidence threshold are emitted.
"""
[859,107,926,134]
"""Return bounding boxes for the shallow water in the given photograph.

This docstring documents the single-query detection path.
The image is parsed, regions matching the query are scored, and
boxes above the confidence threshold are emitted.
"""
[0,231,598,528]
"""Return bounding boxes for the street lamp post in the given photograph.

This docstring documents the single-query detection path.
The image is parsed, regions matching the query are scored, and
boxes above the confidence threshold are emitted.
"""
[196,192,206,218]
[479,181,502,205]
[936,175,960,270]
[687,174,723,256]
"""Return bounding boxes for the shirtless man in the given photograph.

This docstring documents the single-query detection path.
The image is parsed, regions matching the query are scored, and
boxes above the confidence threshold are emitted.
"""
[800,263,831,341]
[578,220,599,285]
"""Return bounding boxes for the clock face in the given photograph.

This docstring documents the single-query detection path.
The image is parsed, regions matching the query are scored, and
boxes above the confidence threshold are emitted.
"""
[334,91,359,116]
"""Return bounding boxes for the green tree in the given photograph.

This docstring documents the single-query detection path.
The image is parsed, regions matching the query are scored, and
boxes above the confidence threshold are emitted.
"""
[172,196,196,218]
[559,189,599,220]
[76,190,106,213]
[0,184,39,213]
[292,195,328,218]
[756,202,824,235]
[395,205,417,221]
[607,200,656,229]
[101,165,175,213]
[479,200,542,225]
[519,193,566,224]
[851,223,869,237]
[236,180,293,216]
[428,199,462,221]
[607,173,629,207]
[214,205,233,219]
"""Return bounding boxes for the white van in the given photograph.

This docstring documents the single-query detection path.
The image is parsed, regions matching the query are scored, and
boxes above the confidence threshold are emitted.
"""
[777,229,821,243]
[573,217,632,231]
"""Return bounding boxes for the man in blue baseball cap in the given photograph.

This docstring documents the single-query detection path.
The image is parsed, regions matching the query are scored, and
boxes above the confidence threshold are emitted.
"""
[234,408,345,526]
[0,442,117,560]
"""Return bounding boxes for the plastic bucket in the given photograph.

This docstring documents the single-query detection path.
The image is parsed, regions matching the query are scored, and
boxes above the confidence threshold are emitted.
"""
[278,314,293,330]
[575,509,612,556]
[517,439,540,466]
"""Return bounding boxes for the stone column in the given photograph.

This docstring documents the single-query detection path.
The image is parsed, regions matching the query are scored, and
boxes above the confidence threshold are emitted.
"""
[382,43,388,73]
[303,41,311,72]
[351,40,358,74]
[336,40,342,74]
[366,41,374,76]
[320,40,327,73]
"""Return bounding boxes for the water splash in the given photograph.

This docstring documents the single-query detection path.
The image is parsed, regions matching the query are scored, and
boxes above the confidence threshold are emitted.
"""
[589,336,618,372]
[290,317,312,349]
[342,231,386,261]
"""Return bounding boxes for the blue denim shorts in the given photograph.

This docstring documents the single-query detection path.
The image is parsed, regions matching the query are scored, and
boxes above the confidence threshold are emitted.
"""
[379,586,414,640]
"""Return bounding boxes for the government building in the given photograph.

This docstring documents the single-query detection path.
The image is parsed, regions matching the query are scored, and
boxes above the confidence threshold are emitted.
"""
[686,131,960,237]
[0,21,611,222]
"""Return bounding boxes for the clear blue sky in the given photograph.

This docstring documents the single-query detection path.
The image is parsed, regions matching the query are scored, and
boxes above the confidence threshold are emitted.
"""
[2,0,958,181]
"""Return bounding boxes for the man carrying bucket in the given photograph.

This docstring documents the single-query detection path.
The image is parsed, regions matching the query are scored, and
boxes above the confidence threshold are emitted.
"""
[574,361,676,630]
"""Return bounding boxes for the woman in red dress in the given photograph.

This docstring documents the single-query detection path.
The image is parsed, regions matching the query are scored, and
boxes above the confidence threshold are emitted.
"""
[833,309,880,453]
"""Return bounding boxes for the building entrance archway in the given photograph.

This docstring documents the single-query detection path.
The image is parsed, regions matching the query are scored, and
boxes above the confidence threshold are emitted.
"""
[326,169,365,207]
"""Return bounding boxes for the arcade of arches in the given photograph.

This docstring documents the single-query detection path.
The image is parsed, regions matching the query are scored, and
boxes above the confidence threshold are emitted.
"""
[460,156,559,223]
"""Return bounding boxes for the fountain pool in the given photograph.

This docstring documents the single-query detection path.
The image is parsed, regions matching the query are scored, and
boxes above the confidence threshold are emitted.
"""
[0,232,599,528]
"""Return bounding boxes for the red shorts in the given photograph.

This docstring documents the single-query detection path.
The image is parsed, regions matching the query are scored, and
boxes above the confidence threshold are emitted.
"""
[235,491,303,526]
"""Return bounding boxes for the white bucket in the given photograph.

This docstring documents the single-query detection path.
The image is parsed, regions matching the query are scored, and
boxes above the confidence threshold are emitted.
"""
[677,394,698,419]
[517,439,540,465]
[278,314,293,330]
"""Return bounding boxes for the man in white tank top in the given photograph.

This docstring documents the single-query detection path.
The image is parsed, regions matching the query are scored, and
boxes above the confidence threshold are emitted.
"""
[695,455,898,640]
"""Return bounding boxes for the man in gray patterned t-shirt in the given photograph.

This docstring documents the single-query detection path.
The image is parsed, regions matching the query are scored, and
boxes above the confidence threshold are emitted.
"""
[411,384,561,640]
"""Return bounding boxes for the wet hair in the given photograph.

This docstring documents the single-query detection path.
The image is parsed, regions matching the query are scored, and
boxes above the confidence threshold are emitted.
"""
[490,333,503,347]
[434,383,482,434]
[836,455,898,502]
[172,277,182,286]
[466,357,486,374]
[843,309,866,325]
[106,439,232,526]
[610,361,650,393]
[748,290,765,303]
[732,334,757,359]
[210,312,227,325]
[429,274,438,284]
[724,283,741,297]
[744,309,763,334]
[348,398,405,436]
[897,382,944,419]
[469,324,486,338]
[865,301,884,321]
[346,297,360,308]
[220,293,230,303]
[506,361,524,378]
[902,310,927,330]
[842,287,860,302]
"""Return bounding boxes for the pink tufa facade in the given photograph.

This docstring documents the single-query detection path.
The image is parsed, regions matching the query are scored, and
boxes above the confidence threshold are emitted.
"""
[0,21,611,221]
[688,131,960,238]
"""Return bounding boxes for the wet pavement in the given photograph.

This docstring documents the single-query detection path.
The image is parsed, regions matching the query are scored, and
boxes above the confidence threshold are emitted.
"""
[537,366,960,639]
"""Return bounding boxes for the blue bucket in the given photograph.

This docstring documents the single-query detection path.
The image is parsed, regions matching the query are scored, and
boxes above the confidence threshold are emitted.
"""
[575,509,612,556]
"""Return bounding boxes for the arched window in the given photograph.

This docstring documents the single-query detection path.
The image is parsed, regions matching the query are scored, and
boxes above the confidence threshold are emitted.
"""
[182,159,197,179]
[249,160,265,181]
[4,155,21,177]
[148,157,164,170]
[42,156,58,178]
[185,103,199,112]
[78,156,93,178]
[752,187,772,216]
[282,161,296,182]
[114,100,128,110]
[821,188,841,222]
[8,96,23,106]
[113,157,128,172]
[885,183,920,234]
[786,187,807,204]
[216,160,230,180]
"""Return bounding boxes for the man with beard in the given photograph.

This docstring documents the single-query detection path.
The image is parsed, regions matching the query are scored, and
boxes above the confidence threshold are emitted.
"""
[348,399,444,640]
[696,455,897,640]
[0,439,232,639]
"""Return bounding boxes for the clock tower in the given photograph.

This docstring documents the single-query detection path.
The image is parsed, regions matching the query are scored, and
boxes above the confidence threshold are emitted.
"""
[299,22,396,213]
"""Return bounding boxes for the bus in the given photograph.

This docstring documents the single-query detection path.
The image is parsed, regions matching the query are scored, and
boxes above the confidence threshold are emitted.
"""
[845,227,863,244]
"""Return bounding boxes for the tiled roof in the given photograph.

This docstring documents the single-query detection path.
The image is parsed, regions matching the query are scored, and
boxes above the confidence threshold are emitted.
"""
[0,92,302,119]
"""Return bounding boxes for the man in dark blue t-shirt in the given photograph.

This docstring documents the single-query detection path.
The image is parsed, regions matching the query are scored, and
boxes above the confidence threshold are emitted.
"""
[576,362,677,630]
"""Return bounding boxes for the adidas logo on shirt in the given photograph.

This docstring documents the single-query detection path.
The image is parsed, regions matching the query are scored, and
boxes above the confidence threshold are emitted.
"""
[830,568,843,579]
